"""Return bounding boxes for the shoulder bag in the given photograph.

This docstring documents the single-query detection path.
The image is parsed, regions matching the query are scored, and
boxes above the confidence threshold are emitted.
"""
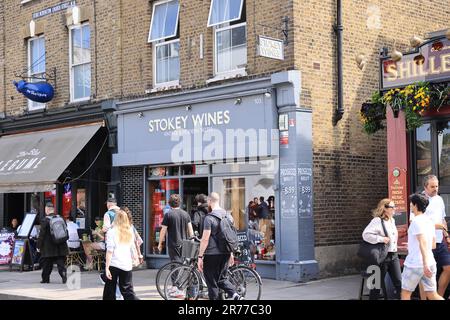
[357,218,389,265]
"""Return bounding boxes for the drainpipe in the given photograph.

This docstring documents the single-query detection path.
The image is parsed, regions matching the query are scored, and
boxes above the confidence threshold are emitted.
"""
[333,0,344,125]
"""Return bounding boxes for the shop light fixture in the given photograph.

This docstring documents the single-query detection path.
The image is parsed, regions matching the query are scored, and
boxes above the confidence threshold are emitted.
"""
[355,53,367,70]
[265,92,272,98]
[409,35,423,48]
[29,20,36,38]
[391,50,403,62]
[138,112,144,118]
[186,105,192,111]
[234,98,242,105]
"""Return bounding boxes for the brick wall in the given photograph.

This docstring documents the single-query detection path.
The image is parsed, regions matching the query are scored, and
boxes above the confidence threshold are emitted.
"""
[290,0,450,247]
[120,167,144,237]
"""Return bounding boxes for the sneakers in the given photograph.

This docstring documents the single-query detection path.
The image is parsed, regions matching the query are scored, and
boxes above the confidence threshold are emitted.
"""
[169,288,185,299]
[232,293,244,300]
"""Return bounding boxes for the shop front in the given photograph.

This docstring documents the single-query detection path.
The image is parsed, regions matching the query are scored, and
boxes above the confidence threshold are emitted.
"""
[0,119,113,235]
[381,33,450,250]
[114,71,319,281]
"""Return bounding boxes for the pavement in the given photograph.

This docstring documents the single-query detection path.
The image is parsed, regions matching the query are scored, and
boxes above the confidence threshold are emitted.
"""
[0,266,361,300]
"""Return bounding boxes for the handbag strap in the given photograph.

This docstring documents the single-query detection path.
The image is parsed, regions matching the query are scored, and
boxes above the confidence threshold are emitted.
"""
[380,217,389,238]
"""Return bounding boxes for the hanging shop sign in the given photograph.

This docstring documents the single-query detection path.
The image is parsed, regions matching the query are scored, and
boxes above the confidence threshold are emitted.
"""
[258,36,284,61]
[13,80,54,103]
[32,1,76,20]
[381,37,450,90]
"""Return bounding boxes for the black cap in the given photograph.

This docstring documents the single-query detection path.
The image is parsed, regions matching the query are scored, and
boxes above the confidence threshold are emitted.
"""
[45,202,54,208]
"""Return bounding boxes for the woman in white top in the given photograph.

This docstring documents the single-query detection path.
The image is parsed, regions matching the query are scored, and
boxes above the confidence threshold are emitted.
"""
[362,198,401,299]
[102,210,139,300]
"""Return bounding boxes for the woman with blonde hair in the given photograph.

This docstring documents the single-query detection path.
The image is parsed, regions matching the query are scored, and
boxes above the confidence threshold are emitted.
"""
[102,209,139,300]
[362,198,401,299]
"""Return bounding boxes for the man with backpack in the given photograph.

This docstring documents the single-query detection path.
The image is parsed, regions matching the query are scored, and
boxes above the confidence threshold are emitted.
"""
[102,197,120,234]
[197,192,243,300]
[190,194,208,238]
[37,203,69,284]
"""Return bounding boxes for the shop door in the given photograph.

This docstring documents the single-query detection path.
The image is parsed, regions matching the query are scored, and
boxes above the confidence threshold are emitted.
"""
[182,178,208,215]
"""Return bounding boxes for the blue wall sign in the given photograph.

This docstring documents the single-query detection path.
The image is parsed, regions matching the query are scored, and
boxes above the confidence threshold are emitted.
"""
[32,1,76,20]
[13,80,55,103]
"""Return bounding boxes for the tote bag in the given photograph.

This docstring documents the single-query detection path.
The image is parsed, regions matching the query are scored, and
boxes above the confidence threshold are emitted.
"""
[357,218,389,265]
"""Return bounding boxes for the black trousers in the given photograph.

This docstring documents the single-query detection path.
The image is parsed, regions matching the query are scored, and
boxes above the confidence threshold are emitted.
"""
[168,245,182,263]
[203,254,236,300]
[40,256,66,282]
[369,252,402,300]
[103,266,139,300]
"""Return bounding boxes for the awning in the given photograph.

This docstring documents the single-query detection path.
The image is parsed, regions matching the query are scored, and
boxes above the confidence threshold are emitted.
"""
[0,123,102,193]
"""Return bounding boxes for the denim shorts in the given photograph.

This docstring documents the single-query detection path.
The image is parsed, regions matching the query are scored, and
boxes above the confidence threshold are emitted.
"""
[401,264,437,292]
[432,242,450,267]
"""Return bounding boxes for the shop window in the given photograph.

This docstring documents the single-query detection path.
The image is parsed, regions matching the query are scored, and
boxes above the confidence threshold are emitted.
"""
[148,0,180,88]
[212,174,275,261]
[207,0,244,27]
[70,23,91,102]
[148,179,180,255]
[27,36,46,111]
[437,121,450,185]
[415,123,431,186]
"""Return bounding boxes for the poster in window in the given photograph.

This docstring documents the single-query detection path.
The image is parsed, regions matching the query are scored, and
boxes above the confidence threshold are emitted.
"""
[0,233,15,265]
[11,239,26,265]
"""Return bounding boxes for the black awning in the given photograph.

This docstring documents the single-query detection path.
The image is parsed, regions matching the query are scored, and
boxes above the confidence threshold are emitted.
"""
[0,123,102,193]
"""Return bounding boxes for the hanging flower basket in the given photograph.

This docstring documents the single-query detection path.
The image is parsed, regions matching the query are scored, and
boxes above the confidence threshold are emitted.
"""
[361,82,450,135]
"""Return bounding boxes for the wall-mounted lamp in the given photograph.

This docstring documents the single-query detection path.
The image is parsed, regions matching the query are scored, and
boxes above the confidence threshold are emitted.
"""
[391,50,403,62]
[29,20,36,38]
[72,5,80,25]
[234,98,242,105]
[409,35,423,48]
[355,54,367,70]
[138,112,144,118]
[186,105,192,111]
[265,92,272,98]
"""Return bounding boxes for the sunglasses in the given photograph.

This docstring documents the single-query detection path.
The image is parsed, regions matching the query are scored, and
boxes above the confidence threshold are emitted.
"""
[385,204,396,209]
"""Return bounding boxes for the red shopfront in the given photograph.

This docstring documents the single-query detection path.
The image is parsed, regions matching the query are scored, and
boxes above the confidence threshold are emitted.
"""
[381,33,450,253]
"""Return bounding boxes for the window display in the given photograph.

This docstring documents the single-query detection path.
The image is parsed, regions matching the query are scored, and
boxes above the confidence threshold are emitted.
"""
[148,179,179,255]
[213,174,275,261]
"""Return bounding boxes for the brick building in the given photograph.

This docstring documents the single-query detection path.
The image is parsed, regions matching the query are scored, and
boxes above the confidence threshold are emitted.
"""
[0,0,448,279]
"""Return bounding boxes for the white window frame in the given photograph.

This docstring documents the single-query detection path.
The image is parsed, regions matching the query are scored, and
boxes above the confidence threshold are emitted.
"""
[148,0,180,43]
[153,38,180,89]
[207,0,244,27]
[27,35,46,111]
[212,22,247,80]
[69,23,91,103]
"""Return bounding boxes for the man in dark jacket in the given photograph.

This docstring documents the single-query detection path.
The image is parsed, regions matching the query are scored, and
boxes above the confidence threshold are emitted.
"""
[38,203,69,284]
[190,194,208,238]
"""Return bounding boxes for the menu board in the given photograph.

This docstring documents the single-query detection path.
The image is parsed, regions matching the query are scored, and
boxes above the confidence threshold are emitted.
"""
[0,233,15,265]
[17,213,37,238]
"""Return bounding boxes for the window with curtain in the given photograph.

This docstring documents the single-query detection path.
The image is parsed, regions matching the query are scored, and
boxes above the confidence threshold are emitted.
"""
[70,23,91,101]
[28,36,46,111]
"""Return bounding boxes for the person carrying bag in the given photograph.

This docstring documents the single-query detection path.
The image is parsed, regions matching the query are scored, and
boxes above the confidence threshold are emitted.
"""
[359,198,402,300]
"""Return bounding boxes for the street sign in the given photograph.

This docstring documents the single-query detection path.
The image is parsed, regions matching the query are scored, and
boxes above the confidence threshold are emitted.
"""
[258,36,284,60]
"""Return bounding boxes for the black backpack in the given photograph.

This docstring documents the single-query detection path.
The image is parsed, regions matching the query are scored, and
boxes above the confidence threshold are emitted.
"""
[47,215,69,244]
[212,214,239,253]
[191,209,206,233]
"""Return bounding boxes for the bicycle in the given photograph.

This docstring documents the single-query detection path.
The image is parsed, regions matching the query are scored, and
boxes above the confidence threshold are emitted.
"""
[162,242,262,300]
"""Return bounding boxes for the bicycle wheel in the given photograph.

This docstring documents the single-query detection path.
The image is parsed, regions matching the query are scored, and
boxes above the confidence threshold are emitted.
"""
[164,265,201,300]
[229,266,262,300]
[156,261,183,299]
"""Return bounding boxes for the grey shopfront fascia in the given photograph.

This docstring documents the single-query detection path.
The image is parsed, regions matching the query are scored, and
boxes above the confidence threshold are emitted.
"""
[113,71,319,281]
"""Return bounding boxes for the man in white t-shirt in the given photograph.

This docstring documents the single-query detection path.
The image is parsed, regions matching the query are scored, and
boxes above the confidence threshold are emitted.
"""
[402,193,443,300]
[421,175,450,297]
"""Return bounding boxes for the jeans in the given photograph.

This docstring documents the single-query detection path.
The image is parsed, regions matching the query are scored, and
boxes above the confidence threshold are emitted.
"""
[369,252,402,300]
